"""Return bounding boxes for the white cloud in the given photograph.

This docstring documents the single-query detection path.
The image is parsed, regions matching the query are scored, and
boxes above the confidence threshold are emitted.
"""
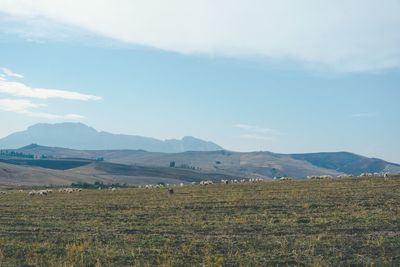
[25,112,84,120]
[1,0,400,72]
[0,98,84,120]
[0,80,101,101]
[234,124,281,135]
[0,98,46,112]
[1,67,24,78]
[0,68,99,119]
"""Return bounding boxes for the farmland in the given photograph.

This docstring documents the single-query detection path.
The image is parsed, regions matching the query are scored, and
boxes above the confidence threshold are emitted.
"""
[0,177,399,266]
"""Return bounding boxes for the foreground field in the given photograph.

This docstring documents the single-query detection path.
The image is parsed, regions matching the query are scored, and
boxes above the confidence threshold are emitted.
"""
[0,177,399,266]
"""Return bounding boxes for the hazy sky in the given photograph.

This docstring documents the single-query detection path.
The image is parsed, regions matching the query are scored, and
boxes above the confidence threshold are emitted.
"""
[0,1,399,162]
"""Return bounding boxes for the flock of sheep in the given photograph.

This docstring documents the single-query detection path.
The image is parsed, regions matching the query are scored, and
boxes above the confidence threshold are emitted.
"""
[0,188,84,197]
[28,189,53,196]
[140,177,266,190]
[58,188,83,193]
[27,187,119,196]
[307,172,390,180]
[359,172,390,179]
[0,173,394,196]
[28,188,84,196]
[117,174,393,194]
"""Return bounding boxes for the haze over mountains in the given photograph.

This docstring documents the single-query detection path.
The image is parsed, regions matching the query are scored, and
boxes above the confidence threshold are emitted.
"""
[0,123,222,153]
[0,122,399,185]
[1,144,399,186]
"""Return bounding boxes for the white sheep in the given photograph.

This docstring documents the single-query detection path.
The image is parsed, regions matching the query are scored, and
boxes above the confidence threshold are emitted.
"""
[200,180,213,186]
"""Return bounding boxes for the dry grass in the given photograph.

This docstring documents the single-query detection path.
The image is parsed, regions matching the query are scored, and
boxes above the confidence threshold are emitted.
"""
[0,177,399,266]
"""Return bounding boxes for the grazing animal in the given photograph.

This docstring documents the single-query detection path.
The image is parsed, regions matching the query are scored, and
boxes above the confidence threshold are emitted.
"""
[168,188,174,195]
[111,188,116,192]
[200,180,213,186]
[384,173,389,181]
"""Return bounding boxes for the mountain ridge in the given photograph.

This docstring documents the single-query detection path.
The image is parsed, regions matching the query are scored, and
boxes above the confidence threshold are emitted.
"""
[0,123,223,153]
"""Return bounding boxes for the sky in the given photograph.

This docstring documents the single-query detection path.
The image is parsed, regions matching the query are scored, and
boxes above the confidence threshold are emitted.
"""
[0,1,399,163]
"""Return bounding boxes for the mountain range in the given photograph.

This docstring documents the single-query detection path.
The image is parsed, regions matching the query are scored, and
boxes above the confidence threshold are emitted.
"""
[0,123,222,152]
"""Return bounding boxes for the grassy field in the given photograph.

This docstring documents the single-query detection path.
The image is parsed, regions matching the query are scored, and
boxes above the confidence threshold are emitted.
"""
[0,177,399,266]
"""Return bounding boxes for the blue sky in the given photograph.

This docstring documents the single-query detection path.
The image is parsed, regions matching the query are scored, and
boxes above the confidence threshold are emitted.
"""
[0,1,399,163]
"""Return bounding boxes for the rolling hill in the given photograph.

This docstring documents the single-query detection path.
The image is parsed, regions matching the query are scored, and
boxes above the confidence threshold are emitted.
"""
[292,152,400,175]
[0,159,244,186]
[2,144,399,186]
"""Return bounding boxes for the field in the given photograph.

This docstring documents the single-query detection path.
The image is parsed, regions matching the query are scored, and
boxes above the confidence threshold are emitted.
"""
[0,177,399,266]
[0,158,93,171]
